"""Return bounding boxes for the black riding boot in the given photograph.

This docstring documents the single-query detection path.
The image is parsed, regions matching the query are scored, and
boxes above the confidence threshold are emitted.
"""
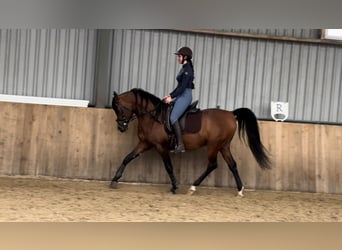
[172,121,185,153]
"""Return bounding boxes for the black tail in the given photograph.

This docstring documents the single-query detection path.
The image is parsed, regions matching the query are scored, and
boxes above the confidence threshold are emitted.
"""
[233,108,271,169]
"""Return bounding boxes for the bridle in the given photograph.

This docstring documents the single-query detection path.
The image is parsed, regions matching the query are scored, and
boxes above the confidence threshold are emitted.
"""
[114,100,137,126]
[114,94,162,127]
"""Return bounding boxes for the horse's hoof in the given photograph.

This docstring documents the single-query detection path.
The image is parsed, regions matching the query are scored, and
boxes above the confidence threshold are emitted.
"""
[169,186,177,194]
[110,181,118,189]
[237,186,244,197]
[187,185,196,195]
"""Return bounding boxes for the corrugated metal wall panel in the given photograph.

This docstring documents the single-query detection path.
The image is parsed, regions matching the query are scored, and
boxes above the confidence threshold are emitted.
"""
[1,29,341,124]
[108,29,342,124]
[110,29,183,98]
[0,29,97,102]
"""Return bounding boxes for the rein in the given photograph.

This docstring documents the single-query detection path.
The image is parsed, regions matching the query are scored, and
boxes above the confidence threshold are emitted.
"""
[140,102,162,122]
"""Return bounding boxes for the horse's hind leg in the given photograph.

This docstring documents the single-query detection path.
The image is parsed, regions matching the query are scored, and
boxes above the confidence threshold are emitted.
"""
[188,148,218,195]
[220,144,244,197]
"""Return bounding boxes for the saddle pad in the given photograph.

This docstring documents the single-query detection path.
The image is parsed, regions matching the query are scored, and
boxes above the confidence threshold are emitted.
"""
[183,111,202,134]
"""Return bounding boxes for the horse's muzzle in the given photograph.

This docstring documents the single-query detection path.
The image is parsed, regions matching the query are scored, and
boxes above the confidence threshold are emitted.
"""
[117,121,128,132]
[118,126,127,132]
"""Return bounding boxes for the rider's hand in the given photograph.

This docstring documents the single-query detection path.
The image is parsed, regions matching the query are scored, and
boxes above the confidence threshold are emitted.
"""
[163,95,172,104]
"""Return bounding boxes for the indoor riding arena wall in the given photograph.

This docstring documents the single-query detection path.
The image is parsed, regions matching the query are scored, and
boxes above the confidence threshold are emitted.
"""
[0,102,341,194]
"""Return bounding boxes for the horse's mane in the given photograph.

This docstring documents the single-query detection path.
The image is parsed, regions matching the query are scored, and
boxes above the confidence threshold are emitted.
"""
[130,88,167,118]
[131,88,163,106]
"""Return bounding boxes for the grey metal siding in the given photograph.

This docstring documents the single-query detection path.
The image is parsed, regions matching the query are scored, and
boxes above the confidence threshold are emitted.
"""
[0,29,97,102]
[108,29,342,124]
[1,29,341,124]
[110,30,181,98]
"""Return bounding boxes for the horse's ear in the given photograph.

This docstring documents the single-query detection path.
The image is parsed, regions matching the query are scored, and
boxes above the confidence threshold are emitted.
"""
[113,91,118,97]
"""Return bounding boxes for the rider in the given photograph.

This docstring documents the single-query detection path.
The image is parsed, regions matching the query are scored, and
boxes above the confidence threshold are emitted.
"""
[164,46,195,153]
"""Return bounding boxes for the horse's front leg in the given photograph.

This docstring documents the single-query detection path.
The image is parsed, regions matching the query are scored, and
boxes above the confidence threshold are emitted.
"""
[110,142,151,189]
[156,147,178,194]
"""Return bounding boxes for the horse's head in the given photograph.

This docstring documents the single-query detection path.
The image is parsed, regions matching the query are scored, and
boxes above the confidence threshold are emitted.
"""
[112,88,165,132]
[112,91,136,132]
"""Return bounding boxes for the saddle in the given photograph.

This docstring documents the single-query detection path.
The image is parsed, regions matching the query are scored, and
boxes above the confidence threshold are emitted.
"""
[165,101,202,134]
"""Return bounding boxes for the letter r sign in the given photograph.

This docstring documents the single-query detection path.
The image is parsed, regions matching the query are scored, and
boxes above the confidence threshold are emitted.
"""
[271,101,289,121]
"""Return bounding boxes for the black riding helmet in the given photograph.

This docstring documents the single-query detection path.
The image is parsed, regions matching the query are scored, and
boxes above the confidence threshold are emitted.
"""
[174,46,192,60]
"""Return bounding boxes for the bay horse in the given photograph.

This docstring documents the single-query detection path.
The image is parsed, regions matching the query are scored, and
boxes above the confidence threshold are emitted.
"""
[111,88,271,196]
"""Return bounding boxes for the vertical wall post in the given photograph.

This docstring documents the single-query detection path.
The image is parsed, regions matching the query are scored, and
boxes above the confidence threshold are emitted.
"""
[94,29,113,108]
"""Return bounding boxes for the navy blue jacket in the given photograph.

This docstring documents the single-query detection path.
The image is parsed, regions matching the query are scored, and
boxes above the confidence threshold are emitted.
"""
[170,63,194,99]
